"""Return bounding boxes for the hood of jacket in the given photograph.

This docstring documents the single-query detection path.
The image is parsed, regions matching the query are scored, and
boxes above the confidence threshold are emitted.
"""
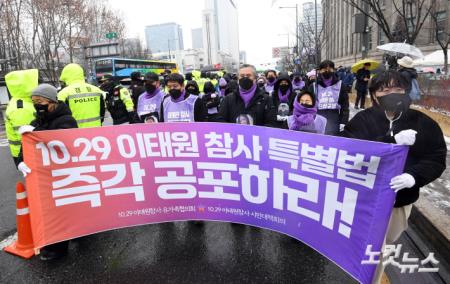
[185,80,200,95]
[5,69,39,100]
[59,63,85,85]
[192,70,201,80]
[400,67,418,79]
[273,73,293,96]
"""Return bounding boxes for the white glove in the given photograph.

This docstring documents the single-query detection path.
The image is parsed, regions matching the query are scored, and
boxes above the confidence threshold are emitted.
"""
[394,129,417,146]
[18,162,31,177]
[339,124,345,132]
[390,173,415,192]
[18,125,35,135]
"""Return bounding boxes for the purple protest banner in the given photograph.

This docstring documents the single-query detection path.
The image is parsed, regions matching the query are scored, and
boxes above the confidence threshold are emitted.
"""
[23,122,408,283]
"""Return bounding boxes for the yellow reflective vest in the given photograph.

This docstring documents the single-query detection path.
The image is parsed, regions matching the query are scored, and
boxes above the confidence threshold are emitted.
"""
[58,64,104,128]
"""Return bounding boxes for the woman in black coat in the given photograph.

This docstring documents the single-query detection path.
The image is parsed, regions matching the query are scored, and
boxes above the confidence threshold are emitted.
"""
[17,84,78,261]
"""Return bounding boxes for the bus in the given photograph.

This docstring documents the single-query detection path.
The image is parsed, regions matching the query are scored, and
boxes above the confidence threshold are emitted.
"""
[93,58,178,80]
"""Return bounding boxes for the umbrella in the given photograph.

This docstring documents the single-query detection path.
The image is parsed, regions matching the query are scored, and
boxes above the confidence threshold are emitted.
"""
[351,59,380,73]
[377,42,424,58]
[421,67,435,73]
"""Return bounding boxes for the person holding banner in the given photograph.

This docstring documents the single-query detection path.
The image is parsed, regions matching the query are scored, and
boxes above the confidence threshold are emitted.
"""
[217,64,275,126]
[159,73,206,122]
[16,83,78,260]
[342,70,447,284]
[286,90,327,134]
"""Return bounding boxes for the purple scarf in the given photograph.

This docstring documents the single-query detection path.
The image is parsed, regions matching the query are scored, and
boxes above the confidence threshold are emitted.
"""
[292,80,305,90]
[323,78,333,87]
[265,80,275,93]
[239,83,257,107]
[171,90,187,103]
[220,88,226,97]
[143,88,159,99]
[290,98,317,130]
[278,89,291,103]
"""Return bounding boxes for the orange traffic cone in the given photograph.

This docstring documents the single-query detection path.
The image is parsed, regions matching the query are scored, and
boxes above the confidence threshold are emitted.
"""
[4,182,35,259]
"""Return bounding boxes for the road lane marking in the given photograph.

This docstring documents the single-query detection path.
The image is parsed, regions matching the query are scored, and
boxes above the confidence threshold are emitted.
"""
[0,233,17,250]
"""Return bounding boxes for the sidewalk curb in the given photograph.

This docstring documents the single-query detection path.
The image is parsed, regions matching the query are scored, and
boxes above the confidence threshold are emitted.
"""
[410,198,450,283]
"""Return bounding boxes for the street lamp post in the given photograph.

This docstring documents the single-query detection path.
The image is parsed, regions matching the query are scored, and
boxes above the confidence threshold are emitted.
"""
[315,0,319,65]
[279,4,299,71]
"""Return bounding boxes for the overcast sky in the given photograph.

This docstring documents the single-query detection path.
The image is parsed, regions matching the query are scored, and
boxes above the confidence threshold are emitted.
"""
[108,0,313,64]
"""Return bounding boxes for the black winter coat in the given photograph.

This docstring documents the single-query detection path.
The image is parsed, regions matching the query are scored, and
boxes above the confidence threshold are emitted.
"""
[16,102,78,166]
[217,87,276,126]
[355,68,370,92]
[342,106,447,207]
[31,101,78,131]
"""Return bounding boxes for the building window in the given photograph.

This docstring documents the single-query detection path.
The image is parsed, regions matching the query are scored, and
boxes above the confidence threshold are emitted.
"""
[378,27,386,45]
[368,26,373,50]
[436,11,447,42]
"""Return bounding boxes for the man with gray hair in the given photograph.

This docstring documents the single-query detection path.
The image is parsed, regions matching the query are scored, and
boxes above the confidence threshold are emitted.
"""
[217,64,275,125]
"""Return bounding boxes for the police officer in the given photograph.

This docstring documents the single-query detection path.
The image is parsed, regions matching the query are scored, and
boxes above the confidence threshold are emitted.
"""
[58,63,105,128]
[99,74,135,125]
[129,71,145,111]
[4,69,38,165]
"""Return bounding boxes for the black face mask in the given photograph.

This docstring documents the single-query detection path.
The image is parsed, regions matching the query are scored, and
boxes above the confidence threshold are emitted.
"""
[145,83,156,94]
[279,84,290,94]
[239,77,254,91]
[301,103,314,108]
[321,71,333,80]
[377,93,411,116]
[169,89,183,100]
[257,82,265,88]
[186,87,199,95]
[204,87,215,94]
[34,104,49,115]
[267,76,276,83]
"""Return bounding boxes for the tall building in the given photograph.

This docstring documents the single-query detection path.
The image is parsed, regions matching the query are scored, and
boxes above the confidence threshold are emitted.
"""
[302,2,323,35]
[202,0,240,71]
[299,1,323,65]
[192,28,203,49]
[240,51,247,64]
[321,0,443,67]
[144,23,184,54]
